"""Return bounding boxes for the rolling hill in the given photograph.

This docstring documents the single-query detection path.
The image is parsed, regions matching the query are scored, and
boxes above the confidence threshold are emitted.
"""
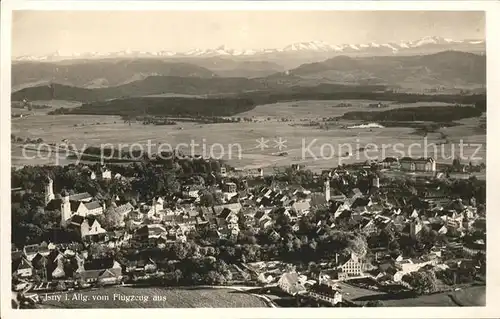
[11,76,286,102]
[287,51,486,88]
[12,51,486,103]
[11,59,218,90]
[174,57,285,78]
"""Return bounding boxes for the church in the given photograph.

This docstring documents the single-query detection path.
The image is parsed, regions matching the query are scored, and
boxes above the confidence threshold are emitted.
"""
[44,177,104,226]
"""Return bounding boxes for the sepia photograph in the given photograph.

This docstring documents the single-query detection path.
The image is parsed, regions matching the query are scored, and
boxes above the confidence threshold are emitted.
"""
[1,2,496,316]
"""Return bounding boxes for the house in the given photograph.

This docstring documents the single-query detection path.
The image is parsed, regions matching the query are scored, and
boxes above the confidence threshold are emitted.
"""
[69,192,93,202]
[80,218,107,239]
[373,261,401,281]
[125,258,158,273]
[102,169,112,180]
[67,216,106,239]
[351,197,372,210]
[400,157,436,172]
[50,252,67,279]
[337,252,363,276]
[394,258,434,280]
[348,188,363,199]
[268,229,281,242]
[374,215,393,232]
[213,202,242,215]
[13,255,33,278]
[115,202,134,217]
[220,166,227,176]
[360,218,377,235]
[291,201,311,216]
[23,244,41,261]
[59,190,104,226]
[31,253,50,279]
[381,157,400,169]
[219,226,240,240]
[77,259,122,286]
[135,224,167,241]
[259,217,274,229]
[278,272,307,296]
[218,207,238,222]
[75,201,104,215]
[333,201,351,219]
[144,197,164,217]
[307,283,343,306]
[222,182,238,201]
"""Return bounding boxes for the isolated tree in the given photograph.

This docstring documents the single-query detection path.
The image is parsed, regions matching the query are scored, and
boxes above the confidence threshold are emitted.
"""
[99,206,123,230]
[199,190,216,207]
[402,270,438,295]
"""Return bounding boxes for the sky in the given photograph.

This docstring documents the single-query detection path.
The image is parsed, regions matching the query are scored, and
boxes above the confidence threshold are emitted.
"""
[12,11,485,57]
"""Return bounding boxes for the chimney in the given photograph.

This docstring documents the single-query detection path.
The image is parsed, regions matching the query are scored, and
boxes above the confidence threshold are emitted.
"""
[335,253,339,265]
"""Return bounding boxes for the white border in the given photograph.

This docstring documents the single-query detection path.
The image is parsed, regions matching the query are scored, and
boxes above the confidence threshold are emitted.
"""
[1,1,499,318]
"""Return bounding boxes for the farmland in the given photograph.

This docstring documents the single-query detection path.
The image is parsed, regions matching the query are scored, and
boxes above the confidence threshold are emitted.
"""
[37,286,268,308]
[11,99,486,171]
[365,285,485,307]
[336,282,485,307]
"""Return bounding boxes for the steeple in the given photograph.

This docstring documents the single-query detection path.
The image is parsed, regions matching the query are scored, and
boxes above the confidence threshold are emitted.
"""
[44,176,55,205]
[324,177,330,202]
[60,189,71,226]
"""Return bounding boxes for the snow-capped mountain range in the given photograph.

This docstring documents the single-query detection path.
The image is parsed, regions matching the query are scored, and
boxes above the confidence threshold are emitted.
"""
[14,36,485,62]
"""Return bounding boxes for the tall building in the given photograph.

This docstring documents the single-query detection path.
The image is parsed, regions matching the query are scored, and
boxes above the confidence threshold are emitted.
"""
[60,190,71,226]
[44,177,55,205]
[409,218,423,239]
[324,178,330,202]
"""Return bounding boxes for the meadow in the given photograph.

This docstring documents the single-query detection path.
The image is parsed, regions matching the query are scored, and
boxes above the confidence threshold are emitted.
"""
[373,285,485,307]
[337,282,485,307]
[11,100,486,171]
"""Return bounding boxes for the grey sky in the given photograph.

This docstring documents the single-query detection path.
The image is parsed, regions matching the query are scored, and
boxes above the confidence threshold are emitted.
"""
[12,11,485,56]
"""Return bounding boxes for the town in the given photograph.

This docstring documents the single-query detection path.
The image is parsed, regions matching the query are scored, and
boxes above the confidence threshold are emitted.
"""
[11,152,486,308]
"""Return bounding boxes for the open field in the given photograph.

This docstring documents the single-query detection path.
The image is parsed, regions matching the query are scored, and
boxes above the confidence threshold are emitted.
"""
[338,283,485,307]
[11,100,84,117]
[236,100,467,120]
[143,93,208,98]
[30,100,83,108]
[374,285,485,307]
[37,286,268,308]
[11,100,486,170]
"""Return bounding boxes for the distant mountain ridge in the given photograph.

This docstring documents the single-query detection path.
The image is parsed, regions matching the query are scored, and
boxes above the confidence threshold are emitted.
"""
[14,36,485,62]
[12,58,285,90]
[287,51,486,89]
[11,76,287,102]
[12,51,486,96]
[12,60,217,90]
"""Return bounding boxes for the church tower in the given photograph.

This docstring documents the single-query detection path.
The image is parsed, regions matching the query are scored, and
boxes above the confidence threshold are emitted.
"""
[44,176,55,205]
[324,177,331,202]
[60,190,71,226]
[409,218,422,240]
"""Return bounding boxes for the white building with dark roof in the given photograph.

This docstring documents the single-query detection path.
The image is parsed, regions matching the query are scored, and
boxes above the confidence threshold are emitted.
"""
[60,191,103,226]
[400,157,436,172]
[278,272,307,296]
